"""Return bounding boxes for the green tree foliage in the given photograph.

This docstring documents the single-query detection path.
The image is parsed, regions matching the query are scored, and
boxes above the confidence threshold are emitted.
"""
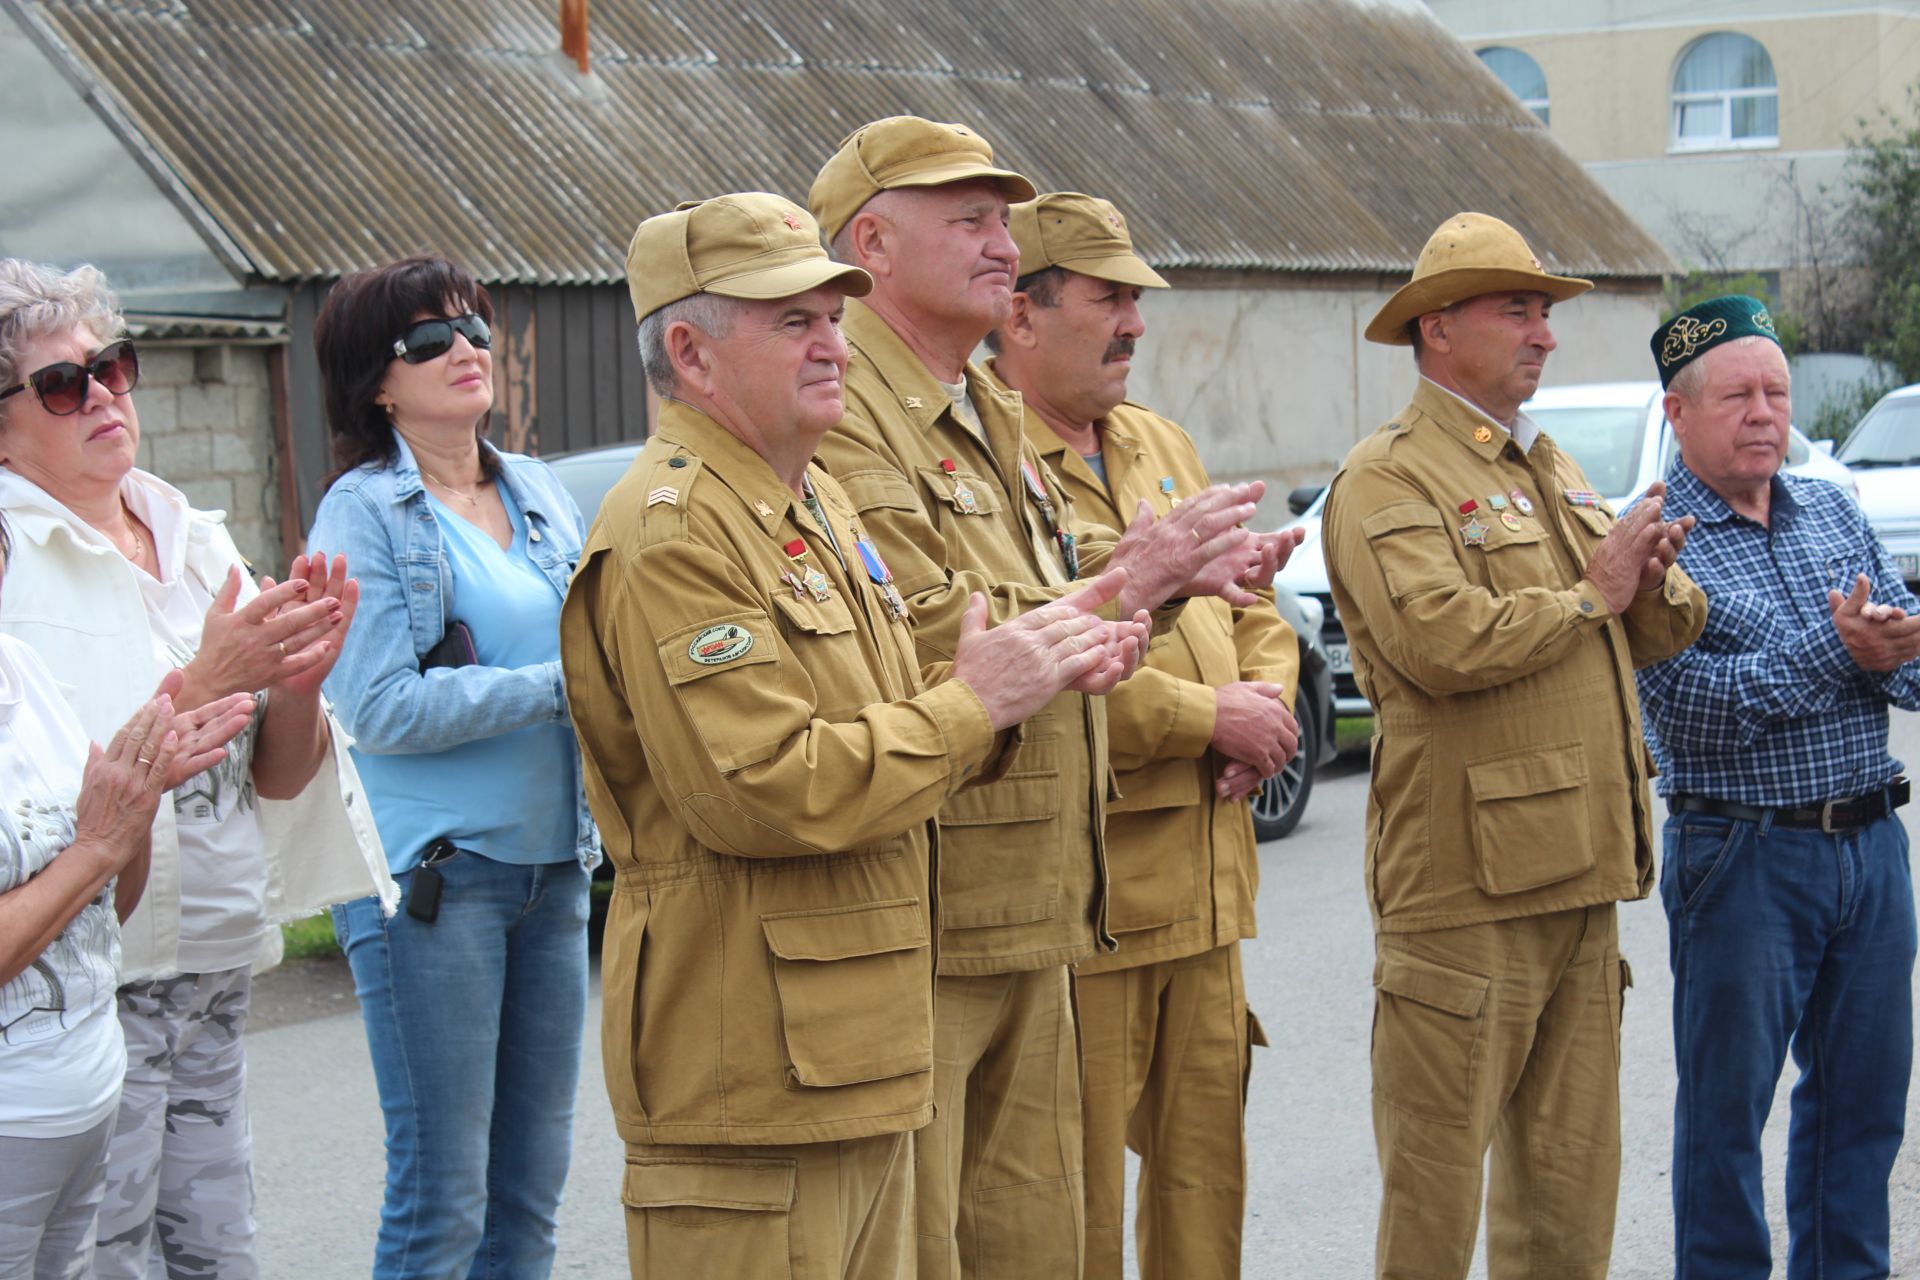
[1846,86,1920,384]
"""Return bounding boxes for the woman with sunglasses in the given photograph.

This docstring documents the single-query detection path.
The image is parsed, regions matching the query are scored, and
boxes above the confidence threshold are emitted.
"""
[0,507,258,1280]
[0,257,394,1279]
[308,255,596,1280]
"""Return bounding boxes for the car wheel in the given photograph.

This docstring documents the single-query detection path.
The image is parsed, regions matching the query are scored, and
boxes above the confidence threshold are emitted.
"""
[1251,700,1317,842]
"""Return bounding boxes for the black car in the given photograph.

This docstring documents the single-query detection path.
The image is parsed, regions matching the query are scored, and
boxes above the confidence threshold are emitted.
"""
[545,440,1339,844]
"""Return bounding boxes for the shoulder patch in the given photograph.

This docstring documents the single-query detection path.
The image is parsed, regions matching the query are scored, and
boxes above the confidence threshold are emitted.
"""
[688,623,754,666]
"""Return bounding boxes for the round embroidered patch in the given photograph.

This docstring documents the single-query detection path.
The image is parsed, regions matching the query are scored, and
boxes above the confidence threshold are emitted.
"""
[688,624,753,666]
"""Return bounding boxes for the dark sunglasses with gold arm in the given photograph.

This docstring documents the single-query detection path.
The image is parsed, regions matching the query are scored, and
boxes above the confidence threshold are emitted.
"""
[0,339,141,416]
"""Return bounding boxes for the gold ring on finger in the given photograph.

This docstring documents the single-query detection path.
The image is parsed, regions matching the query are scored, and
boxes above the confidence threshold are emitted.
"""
[1192,529,1204,544]
[136,752,156,767]
[277,640,287,658]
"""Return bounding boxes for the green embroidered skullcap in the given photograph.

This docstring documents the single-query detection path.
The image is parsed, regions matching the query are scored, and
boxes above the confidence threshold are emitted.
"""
[1651,294,1782,389]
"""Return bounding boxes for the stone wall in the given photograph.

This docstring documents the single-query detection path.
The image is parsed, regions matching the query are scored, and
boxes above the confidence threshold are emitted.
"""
[131,344,280,569]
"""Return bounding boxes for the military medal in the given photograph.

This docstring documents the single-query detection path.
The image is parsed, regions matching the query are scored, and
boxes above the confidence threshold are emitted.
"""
[1461,518,1488,547]
[1486,494,1507,511]
[1021,459,1079,580]
[1160,475,1178,506]
[1500,510,1523,532]
[783,537,833,603]
[1019,459,1058,525]
[1509,488,1534,515]
[940,459,979,514]
[1565,488,1602,508]
[855,539,910,619]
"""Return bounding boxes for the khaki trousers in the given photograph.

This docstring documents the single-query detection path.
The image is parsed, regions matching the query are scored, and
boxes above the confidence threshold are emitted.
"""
[918,966,1084,1279]
[1372,904,1627,1280]
[1076,942,1261,1280]
[620,1131,912,1280]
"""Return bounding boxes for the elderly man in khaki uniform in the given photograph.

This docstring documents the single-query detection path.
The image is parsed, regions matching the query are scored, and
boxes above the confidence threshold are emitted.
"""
[560,192,1150,1279]
[986,191,1302,1279]
[1321,212,1708,1279]
[808,118,1295,1278]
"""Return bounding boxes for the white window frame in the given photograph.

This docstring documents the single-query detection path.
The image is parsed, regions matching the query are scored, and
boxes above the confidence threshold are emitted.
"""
[1669,36,1778,153]
[1476,46,1549,125]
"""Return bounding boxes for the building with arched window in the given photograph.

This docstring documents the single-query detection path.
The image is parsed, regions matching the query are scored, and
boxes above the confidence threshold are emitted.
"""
[1431,0,1920,340]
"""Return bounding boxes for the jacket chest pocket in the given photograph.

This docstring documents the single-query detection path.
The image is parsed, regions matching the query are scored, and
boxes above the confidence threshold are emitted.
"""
[761,899,933,1087]
[770,592,868,716]
[1470,518,1560,595]
[914,464,1003,519]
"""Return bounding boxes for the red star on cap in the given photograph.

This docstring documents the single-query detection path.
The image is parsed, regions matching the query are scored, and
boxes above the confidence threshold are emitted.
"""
[781,211,802,231]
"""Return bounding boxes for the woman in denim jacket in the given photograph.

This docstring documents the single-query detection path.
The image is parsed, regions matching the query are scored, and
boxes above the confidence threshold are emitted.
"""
[308,256,598,1280]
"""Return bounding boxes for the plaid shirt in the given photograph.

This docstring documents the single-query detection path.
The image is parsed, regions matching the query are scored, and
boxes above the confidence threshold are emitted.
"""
[1635,459,1920,806]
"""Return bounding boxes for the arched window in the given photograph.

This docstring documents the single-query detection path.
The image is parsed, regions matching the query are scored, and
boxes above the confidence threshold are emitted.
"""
[1672,33,1778,149]
[1477,46,1549,125]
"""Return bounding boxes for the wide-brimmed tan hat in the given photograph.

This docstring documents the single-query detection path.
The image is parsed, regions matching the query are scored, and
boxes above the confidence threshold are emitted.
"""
[809,116,1038,241]
[1009,192,1169,289]
[1364,212,1592,346]
[625,193,871,322]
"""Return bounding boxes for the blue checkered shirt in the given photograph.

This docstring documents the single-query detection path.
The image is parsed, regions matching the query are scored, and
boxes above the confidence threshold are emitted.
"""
[1635,460,1920,805]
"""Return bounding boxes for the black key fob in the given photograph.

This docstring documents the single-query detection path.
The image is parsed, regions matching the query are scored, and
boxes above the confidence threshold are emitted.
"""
[406,862,443,923]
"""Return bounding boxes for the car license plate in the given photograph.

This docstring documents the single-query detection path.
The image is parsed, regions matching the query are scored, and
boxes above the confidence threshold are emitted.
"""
[1327,642,1352,675]
[1899,553,1920,581]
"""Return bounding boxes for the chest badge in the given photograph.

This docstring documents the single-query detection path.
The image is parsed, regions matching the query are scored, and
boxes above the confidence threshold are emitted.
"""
[1473,425,1494,444]
[1565,488,1602,508]
[1509,489,1535,515]
[940,459,980,514]
[689,624,753,666]
[1499,510,1524,532]
[783,537,834,603]
[753,500,775,519]
[1461,517,1488,547]
[1160,475,1178,506]
[856,539,910,620]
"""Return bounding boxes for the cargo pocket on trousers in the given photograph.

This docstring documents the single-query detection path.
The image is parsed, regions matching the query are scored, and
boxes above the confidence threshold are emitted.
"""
[1242,1009,1270,1105]
[622,1157,794,1278]
[762,899,934,1087]
[1465,741,1595,896]
[1371,947,1491,1126]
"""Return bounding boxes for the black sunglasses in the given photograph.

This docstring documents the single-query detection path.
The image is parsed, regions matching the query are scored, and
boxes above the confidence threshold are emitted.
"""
[0,339,140,416]
[391,313,491,364]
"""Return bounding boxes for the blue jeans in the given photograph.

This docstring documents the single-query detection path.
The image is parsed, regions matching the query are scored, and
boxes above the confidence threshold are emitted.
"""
[332,853,589,1280]
[1661,808,1916,1279]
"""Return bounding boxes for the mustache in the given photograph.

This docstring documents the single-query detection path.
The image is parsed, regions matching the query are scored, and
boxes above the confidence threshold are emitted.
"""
[1103,339,1135,364]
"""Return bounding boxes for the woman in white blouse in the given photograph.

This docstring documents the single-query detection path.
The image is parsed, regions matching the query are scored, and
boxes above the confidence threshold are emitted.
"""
[0,510,253,1280]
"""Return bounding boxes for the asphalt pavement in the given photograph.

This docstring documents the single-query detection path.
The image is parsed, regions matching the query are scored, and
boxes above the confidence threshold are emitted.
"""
[248,714,1920,1278]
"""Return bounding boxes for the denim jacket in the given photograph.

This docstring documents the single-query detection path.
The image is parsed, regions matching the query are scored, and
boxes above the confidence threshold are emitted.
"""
[308,433,600,870]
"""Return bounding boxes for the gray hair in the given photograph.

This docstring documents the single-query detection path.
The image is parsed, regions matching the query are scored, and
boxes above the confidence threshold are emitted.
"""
[1666,334,1782,403]
[635,293,745,396]
[0,260,125,413]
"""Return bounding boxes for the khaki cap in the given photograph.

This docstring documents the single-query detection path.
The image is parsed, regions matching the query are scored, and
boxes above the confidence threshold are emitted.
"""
[809,116,1038,241]
[1364,212,1592,346]
[1009,192,1169,289]
[625,193,871,322]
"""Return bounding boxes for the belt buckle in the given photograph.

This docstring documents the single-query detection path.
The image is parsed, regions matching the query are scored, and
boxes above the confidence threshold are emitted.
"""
[1820,798,1841,834]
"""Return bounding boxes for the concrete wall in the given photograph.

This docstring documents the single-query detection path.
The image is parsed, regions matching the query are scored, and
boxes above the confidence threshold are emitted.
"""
[1121,276,1664,526]
[132,345,281,569]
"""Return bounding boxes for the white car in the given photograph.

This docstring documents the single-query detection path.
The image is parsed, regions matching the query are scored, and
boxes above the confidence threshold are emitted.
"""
[1835,382,1920,586]
[1276,380,1860,722]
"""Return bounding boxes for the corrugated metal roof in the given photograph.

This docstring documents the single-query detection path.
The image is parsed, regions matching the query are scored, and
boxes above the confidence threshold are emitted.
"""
[8,0,1678,284]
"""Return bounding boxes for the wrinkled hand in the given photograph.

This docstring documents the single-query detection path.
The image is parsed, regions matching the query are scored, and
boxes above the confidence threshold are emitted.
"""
[952,569,1146,729]
[1829,574,1920,671]
[1210,681,1299,778]
[72,694,181,875]
[1583,484,1691,614]
[151,669,256,790]
[180,564,340,705]
[264,552,358,699]
[1235,527,1306,593]
[1215,759,1266,803]
[1109,484,1265,615]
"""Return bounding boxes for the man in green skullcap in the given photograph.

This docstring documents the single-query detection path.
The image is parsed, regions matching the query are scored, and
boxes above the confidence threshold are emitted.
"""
[560,192,1150,1277]
[1636,295,1919,1278]
[986,189,1302,1280]
[1321,211,1707,1279]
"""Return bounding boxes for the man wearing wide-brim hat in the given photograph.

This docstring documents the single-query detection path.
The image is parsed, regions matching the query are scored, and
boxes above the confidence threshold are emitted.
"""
[560,191,1148,1277]
[1322,211,1707,1278]
[1635,296,1919,1278]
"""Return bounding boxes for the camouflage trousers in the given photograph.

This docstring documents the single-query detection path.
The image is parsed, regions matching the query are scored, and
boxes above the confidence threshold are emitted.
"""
[94,967,257,1280]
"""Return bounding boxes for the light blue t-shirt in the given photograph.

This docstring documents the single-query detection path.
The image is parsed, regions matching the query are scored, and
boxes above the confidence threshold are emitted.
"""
[357,482,578,867]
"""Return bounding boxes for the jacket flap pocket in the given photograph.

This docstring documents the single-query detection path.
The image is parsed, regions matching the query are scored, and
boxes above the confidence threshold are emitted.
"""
[914,465,1003,514]
[761,898,927,961]
[1360,503,1443,539]
[1480,519,1544,548]
[1467,742,1587,802]
[622,1157,795,1211]
[837,467,923,515]
[1374,948,1489,1019]
[659,613,779,686]
[770,592,855,637]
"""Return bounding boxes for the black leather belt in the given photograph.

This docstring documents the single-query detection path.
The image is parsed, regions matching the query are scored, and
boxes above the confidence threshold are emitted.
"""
[1670,778,1911,833]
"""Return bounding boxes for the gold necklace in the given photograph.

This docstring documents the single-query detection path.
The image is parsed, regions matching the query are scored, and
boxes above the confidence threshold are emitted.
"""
[422,467,485,507]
